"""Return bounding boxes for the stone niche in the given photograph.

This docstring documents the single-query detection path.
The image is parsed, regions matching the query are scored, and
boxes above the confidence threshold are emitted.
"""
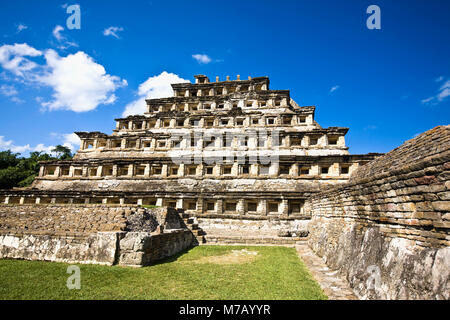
[0,205,195,267]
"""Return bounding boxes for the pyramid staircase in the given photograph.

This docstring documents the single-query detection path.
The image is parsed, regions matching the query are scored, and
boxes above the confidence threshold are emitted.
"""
[180,212,308,246]
[181,213,206,244]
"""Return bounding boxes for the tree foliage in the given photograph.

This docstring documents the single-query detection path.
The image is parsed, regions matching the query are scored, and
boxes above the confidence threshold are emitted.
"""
[51,145,72,160]
[0,145,73,189]
[0,150,20,169]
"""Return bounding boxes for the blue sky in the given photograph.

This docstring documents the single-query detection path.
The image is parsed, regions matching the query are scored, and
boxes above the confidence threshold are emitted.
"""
[0,0,448,155]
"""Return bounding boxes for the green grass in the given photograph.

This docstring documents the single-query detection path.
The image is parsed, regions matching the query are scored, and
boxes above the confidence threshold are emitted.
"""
[140,204,160,209]
[0,246,326,300]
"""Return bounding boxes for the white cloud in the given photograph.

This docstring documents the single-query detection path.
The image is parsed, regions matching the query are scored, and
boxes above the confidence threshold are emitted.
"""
[16,24,28,33]
[52,25,65,42]
[103,26,124,39]
[12,144,32,153]
[122,71,190,117]
[63,132,80,146]
[0,43,42,77]
[437,80,450,100]
[0,84,25,103]
[0,135,31,153]
[435,76,444,82]
[0,85,18,97]
[36,132,80,153]
[0,136,13,149]
[51,132,81,152]
[329,85,340,93]
[122,100,146,117]
[0,132,81,155]
[10,96,24,104]
[33,143,54,154]
[192,54,212,64]
[52,25,77,49]
[0,43,126,112]
[421,96,434,104]
[39,49,127,112]
[60,41,78,50]
[421,79,450,106]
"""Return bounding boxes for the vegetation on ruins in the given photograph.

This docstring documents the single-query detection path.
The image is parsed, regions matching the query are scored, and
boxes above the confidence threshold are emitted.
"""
[0,246,326,300]
[0,145,72,189]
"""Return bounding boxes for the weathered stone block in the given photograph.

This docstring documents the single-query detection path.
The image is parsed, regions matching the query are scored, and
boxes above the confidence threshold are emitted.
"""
[432,201,450,212]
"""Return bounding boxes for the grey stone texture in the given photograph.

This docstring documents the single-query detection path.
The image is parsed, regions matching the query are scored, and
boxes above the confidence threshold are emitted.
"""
[0,206,194,267]
[118,230,194,266]
[0,232,118,265]
[306,125,450,300]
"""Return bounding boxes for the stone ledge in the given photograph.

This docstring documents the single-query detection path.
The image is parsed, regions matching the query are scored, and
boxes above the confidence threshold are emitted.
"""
[203,235,307,246]
[187,213,311,220]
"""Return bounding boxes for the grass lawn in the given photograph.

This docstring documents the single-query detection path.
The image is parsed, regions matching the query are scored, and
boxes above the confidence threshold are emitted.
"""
[0,245,326,300]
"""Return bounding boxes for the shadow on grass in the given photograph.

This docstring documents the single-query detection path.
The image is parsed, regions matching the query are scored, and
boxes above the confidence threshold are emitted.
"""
[143,244,197,267]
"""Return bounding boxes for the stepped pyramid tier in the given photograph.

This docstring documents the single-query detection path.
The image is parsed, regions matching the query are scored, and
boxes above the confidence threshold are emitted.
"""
[2,74,380,219]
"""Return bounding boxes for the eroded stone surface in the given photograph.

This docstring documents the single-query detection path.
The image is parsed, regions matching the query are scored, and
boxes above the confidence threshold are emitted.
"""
[0,232,119,265]
[0,206,195,267]
[118,230,194,267]
[306,126,450,300]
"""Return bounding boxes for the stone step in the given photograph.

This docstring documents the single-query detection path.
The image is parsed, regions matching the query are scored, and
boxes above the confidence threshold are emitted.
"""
[189,223,199,230]
[191,229,205,236]
[183,217,195,224]
[196,235,205,244]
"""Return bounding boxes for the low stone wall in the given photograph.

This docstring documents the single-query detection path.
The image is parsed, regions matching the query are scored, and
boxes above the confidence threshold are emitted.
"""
[0,205,194,266]
[0,204,130,236]
[119,230,194,266]
[196,215,310,236]
[197,215,310,237]
[0,232,119,265]
[305,126,450,299]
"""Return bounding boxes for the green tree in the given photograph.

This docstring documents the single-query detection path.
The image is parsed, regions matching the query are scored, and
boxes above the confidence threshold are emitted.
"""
[17,174,37,188]
[0,150,20,169]
[51,145,72,160]
[0,147,73,189]
[0,166,30,189]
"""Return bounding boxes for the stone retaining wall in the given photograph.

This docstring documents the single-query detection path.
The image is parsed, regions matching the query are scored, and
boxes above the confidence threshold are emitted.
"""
[0,204,130,236]
[0,205,194,266]
[0,232,119,265]
[119,230,194,266]
[305,126,450,299]
[197,215,310,237]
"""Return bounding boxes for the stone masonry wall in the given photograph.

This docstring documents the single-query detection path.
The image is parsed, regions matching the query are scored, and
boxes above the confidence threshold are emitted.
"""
[0,204,129,236]
[197,216,310,245]
[197,216,309,237]
[305,126,450,299]
[118,230,194,266]
[0,232,119,265]
[0,205,194,266]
